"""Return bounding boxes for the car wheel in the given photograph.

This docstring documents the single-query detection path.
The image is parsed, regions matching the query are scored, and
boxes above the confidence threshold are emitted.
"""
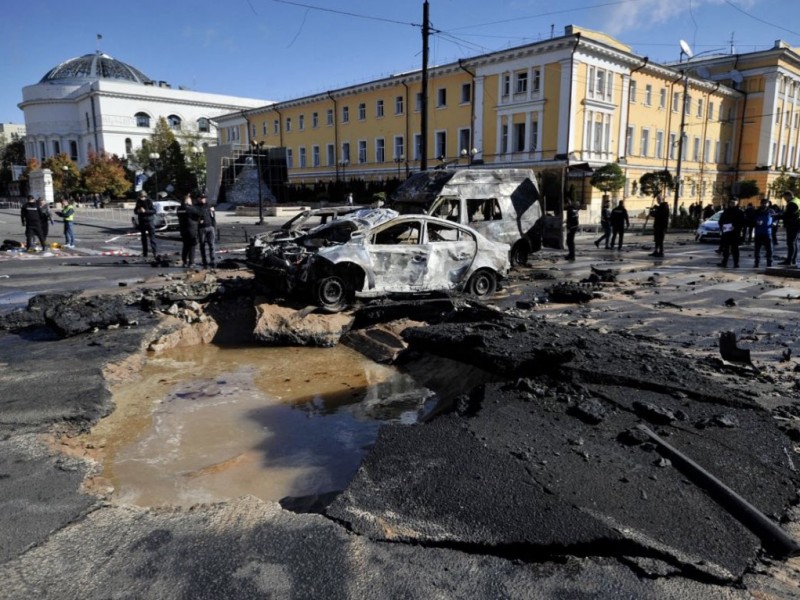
[510,240,530,266]
[312,275,350,312]
[466,269,497,298]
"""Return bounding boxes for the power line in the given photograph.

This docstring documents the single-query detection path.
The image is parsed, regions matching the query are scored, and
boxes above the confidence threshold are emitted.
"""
[723,0,800,39]
[267,0,421,28]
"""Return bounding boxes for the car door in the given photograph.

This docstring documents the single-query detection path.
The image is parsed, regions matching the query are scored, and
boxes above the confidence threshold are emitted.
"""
[366,219,429,293]
[421,221,477,290]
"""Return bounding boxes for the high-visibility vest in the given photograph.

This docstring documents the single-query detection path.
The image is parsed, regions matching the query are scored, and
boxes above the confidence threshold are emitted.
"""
[63,204,75,222]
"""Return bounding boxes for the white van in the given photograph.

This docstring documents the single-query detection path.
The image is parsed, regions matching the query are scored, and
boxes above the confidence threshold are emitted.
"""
[391,168,549,265]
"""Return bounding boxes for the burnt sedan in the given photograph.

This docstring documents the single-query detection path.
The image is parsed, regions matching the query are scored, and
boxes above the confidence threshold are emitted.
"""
[248,209,510,311]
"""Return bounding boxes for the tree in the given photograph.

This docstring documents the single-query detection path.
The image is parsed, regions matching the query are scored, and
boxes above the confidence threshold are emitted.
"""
[42,154,80,197]
[735,180,760,199]
[0,139,26,195]
[129,117,193,196]
[82,152,131,198]
[768,167,799,199]
[590,162,626,198]
[639,169,675,201]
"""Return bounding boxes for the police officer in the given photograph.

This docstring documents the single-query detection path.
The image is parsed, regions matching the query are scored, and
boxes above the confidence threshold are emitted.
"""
[564,200,579,261]
[177,192,199,268]
[134,191,158,259]
[609,200,630,250]
[195,194,217,269]
[718,198,745,268]
[779,190,800,266]
[649,196,670,257]
[21,195,46,251]
[753,197,774,268]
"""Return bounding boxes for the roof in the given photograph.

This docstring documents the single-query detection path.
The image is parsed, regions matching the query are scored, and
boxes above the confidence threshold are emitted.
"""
[39,52,152,85]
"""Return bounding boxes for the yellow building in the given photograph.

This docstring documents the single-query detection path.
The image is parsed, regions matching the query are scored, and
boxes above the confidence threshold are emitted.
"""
[213,25,800,219]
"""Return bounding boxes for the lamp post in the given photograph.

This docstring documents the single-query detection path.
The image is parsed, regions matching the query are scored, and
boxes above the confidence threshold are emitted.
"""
[394,154,405,179]
[251,140,265,224]
[61,165,70,200]
[460,147,478,166]
[339,159,349,183]
[190,146,204,194]
[148,152,160,199]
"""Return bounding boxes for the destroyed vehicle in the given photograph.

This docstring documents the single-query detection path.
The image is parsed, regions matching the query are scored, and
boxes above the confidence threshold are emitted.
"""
[390,168,555,265]
[250,209,510,312]
[130,200,181,231]
[248,205,366,250]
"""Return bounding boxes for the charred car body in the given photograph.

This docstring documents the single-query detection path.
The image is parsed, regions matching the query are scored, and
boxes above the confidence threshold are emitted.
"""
[247,208,510,311]
[390,168,554,265]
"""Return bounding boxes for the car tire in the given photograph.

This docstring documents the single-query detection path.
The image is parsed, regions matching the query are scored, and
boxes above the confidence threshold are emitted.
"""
[312,275,350,313]
[466,269,497,298]
[510,240,530,266]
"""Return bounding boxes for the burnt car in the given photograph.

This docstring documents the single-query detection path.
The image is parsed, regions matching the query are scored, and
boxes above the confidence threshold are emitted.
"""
[248,204,366,248]
[248,209,510,312]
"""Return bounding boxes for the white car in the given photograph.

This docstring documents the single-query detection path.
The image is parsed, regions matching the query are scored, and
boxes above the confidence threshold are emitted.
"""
[695,211,722,242]
[249,209,510,311]
[131,200,181,231]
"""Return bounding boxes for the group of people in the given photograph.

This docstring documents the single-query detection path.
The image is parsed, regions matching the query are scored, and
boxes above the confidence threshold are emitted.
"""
[20,195,76,251]
[572,191,800,268]
[133,190,217,268]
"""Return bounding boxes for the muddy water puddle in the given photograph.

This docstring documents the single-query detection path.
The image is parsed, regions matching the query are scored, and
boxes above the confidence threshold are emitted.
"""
[84,344,434,507]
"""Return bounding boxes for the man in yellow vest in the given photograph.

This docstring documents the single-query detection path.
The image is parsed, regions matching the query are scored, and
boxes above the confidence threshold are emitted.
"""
[56,197,76,248]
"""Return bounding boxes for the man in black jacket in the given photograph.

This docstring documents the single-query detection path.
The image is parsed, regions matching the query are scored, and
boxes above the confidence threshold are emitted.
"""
[609,200,630,250]
[177,193,199,268]
[21,195,46,251]
[564,200,579,261]
[196,194,217,269]
[649,196,670,257]
[718,198,746,268]
[134,191,158,258]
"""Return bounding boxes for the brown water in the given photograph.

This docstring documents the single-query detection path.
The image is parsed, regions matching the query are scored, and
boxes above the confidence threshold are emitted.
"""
[86,344,433,507]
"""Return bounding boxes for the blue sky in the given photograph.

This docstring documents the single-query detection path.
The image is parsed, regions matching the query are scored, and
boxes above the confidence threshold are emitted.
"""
[1,0,798,124]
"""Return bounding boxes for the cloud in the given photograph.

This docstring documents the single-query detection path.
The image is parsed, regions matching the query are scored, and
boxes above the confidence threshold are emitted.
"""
[600,0,757,36]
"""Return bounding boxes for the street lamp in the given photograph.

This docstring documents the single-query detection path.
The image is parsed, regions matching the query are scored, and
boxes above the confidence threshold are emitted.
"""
[61,165,70,200]
[251,140,265,224]
[460,147,478,166]
[148,152,160,199]
[339,159,349,182]
[394,154,405,179]
[190,146,204,194]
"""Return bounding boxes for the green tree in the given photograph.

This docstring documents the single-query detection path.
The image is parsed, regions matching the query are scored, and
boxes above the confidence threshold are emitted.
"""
[735,179,760,199]
[0,138,26,195]
[129,117,194,196]
[42,154,80,198]
[639,169,674,199]
[82,152,131,198]
[768,167,799,199]
[590,162,626,198]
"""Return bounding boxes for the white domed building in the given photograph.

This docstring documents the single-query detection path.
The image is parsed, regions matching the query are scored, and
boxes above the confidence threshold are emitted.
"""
[19,51,269,167]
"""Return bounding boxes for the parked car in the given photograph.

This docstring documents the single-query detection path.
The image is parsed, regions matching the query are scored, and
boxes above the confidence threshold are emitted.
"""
[695,211,722,242]
[390,168,555,265]
[247,208,510,312]
[130,200,181,231]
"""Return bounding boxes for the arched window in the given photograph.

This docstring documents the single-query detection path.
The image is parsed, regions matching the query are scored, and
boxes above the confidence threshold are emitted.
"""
[135,112,150,128]
[197,117,210,133]
[168,115,182,130]
[125,138,132,155]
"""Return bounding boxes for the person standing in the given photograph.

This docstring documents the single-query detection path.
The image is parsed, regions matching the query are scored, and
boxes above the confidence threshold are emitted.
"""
[346,192,354,207]
[594,200,611,249]
[753,197,774,268]
[177,193,199,268]
[55,197,76,247]
[718,198,745,268]
[196,194,217,269]
[134,191,158,259]
[778,190,800,266]
[563,200,579,260]
[609,200,630,250]
[21,195,46,251]
[649,196,670,257]
[37,197,54,244]
[743,202,756,244]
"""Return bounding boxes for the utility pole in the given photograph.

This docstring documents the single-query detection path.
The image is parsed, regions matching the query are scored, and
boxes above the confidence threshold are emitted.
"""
[420,0,429,171]
[673,73,688,217]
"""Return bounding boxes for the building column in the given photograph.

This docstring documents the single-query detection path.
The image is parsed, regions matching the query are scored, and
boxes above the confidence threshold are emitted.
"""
[474,76,485,161]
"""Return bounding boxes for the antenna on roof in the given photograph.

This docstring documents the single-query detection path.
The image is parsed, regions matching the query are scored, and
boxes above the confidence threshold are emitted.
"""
[679,40,694,61]
[729,32,736,54]
[96,33,103,53]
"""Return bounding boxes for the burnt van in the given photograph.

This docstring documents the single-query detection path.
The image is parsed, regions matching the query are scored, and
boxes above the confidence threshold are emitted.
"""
[391,168,549,265]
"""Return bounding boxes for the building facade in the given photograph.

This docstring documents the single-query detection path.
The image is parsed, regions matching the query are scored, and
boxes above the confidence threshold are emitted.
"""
[213,25,800,217]
[19,51,270,169]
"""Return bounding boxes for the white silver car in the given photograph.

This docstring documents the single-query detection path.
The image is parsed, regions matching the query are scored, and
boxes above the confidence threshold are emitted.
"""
[302,212,510,311]
[695,211,722,242]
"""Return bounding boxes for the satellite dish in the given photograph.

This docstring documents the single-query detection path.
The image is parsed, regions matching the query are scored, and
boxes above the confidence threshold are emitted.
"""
[730,69,744,84]
[680,39,694,58]
[696,66,711,78]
